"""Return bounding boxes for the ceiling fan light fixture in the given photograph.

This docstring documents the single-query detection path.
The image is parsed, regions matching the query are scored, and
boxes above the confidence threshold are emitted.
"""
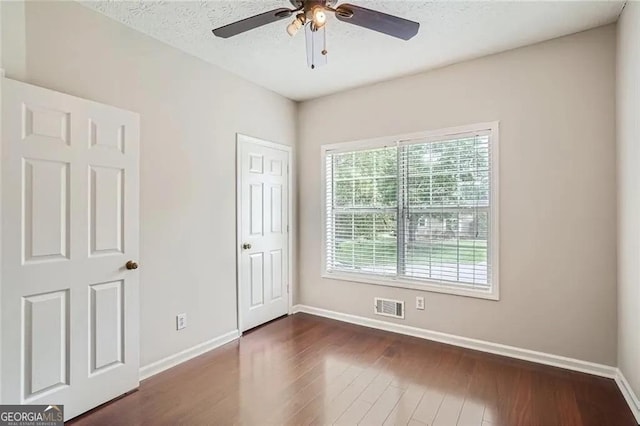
[310,6,327,29]
[286,14,305,36]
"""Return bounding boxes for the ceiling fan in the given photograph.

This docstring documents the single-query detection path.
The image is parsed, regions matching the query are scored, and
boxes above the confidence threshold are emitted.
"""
[211,0,420,69]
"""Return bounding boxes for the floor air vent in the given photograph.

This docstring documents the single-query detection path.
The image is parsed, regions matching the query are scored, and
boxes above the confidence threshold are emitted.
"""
[374,297,404,319]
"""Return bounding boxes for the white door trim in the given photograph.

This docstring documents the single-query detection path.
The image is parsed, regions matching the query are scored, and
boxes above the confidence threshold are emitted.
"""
[236,133,293,333]
[0,72,4,404]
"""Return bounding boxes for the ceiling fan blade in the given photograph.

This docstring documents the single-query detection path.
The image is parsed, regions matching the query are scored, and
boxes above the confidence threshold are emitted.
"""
[305,25,328,69]
[212,8,293,38]
[335,4,419,40]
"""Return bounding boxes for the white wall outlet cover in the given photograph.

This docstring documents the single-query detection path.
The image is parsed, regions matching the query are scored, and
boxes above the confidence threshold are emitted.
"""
[416,296,425,310]
[176,313,187,330]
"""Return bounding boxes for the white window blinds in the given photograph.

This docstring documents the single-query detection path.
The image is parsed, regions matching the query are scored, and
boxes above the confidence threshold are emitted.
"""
[325,147,399,276]
[325,129,494,291]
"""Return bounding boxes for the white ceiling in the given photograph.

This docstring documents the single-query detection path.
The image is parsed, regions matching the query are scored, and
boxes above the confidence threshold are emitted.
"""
[81,1,624,101]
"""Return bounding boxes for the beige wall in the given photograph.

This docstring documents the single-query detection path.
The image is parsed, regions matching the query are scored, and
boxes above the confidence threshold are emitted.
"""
[1,1,26,80]
[3,1,297,367]
[617,1,640,399]
[298,25,617,365]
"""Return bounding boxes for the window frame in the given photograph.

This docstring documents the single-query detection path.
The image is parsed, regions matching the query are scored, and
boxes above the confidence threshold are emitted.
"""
[320,122,500,300]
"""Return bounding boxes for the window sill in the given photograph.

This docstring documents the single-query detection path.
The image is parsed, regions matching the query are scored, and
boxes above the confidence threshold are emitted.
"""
[321,271,500,301]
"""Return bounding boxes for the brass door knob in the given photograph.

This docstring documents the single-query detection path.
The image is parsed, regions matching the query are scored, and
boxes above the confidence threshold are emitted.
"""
[126,260,139,270]
[242,243,252,250]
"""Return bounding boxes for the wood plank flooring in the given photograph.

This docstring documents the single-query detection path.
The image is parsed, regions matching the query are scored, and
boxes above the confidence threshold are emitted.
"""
[69,313,636,426]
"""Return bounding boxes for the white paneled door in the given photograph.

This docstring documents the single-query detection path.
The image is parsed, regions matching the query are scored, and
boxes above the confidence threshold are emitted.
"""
[238,135,290,332]
[0,78,140,420]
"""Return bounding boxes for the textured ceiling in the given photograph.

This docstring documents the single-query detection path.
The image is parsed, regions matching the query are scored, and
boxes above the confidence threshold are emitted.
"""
[80,1,624,101]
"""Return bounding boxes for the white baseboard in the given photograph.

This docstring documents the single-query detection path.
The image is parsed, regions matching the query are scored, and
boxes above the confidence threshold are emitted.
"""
[292,304,617,379]
[139,330,240,380]
[616,369,640,424]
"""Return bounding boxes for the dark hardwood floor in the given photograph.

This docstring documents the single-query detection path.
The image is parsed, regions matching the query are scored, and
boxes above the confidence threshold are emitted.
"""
[70,313,636,425]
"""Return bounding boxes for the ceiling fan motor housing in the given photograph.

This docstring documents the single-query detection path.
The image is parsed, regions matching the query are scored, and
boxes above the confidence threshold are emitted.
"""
[290,0,337,11]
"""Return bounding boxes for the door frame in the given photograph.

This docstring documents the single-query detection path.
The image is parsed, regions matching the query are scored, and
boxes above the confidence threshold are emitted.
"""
[0,72,5,404]
[235,133,293,333]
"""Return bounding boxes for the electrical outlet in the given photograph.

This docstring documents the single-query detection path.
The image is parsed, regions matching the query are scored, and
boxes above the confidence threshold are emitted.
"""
[176,313,187,330]
[416,296,425,310]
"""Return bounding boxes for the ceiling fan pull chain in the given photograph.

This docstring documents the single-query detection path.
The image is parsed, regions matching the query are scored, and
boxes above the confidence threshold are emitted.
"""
[311,23,316,69]
[322,23,328,56]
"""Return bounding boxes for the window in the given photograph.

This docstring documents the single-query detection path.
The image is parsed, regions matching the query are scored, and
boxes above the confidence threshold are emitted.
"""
[322,123,499,299]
